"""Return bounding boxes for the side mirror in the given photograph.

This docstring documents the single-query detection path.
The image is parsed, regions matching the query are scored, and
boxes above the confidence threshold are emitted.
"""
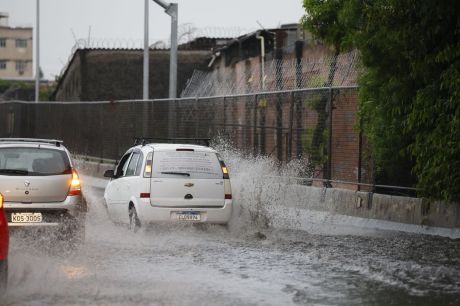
[104,170,115,178]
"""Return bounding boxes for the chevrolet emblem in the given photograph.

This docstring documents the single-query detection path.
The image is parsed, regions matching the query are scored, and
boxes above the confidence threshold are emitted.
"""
[184,183,194,187]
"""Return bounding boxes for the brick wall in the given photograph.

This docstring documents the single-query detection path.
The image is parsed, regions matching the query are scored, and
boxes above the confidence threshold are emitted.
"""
[55,49,211,101]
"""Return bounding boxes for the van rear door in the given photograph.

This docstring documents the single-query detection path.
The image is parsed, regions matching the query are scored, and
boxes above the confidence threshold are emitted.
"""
[149,149,224,208]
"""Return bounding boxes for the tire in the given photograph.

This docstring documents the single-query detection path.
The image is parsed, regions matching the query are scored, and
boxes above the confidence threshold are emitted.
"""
[0,259,7,296]
[128,206,141,233]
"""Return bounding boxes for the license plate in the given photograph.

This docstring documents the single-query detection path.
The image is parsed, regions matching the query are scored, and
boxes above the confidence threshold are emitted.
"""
[11,212,43,223]
[176,212,201,221]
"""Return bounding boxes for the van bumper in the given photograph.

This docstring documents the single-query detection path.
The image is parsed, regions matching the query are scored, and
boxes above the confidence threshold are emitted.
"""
[137,199,232,224]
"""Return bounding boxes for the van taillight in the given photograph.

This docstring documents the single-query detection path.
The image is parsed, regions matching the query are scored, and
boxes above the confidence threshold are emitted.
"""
[220,161,230,179]
[140,193,150,198]
[144,152,153,177]
[68,169,81,196]
[224,178,232,201]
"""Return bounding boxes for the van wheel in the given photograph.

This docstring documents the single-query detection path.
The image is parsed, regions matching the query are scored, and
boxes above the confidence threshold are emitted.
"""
[128,205,141,233]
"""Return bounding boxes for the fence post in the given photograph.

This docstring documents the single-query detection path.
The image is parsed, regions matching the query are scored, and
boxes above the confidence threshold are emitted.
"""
[99,105,104,162]
[223,96,226,128]
[175,98,179,138]
[295,41,304,159]
[143,99,149,137]
[168,98,177,139]
[288,91,294,161]
[253,94,258,156]
[195,97,199,138]
[358,116,363,191]
[260,95,266,155]
[327,87,333,181]
[276,94,283,161]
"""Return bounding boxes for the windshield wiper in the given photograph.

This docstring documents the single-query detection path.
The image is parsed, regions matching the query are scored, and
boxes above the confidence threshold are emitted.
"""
[0,169,29,175]
[161,171,190,177]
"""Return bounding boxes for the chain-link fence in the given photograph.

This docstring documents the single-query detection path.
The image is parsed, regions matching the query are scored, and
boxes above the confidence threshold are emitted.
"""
[0,86,374,190]
[181,51,358,97]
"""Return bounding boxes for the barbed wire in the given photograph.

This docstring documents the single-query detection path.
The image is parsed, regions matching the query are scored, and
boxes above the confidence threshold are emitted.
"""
[178,23,253,44]
[57,23,246,80]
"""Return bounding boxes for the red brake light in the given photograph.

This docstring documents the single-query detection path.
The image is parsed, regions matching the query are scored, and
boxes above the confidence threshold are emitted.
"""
[225,194,232,200]
[140,193,150,198]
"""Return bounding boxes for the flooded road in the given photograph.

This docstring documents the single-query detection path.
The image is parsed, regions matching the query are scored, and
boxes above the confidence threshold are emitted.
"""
[3,184,460,306]
[3,150,460,306]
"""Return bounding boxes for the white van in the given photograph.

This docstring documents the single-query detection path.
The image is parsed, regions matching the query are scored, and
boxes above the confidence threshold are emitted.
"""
[103,141,232,230]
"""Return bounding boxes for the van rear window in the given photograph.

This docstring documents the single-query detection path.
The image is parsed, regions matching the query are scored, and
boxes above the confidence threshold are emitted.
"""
[0,147,71,176]
[152,151,221,179]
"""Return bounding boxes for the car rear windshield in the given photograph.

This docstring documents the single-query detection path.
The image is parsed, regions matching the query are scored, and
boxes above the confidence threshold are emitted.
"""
[152,150,222,179]
[0,147,71,176]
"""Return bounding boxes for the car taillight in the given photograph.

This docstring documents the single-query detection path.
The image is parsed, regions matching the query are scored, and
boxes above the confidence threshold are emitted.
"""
[68,169,81,196]
[140,193,150,198]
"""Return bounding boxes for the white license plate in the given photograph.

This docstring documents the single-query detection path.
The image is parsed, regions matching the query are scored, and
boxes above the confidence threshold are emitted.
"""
[177,212,201,221]
[11,212,43,223]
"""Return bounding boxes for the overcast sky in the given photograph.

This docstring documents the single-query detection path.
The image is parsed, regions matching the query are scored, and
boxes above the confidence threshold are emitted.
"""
[2,0,305,80]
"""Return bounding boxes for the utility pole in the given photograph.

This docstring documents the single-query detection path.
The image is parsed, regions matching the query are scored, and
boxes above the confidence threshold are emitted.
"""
[143,1,178,136]
[150,0,178,139]
[151,0,178,98]
[35,0,40,102]
[168,3,178,99]
[144,0,178,99]
[143,0,149,100]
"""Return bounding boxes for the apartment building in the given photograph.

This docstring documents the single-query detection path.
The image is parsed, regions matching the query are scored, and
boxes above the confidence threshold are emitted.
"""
[0,13,33,79]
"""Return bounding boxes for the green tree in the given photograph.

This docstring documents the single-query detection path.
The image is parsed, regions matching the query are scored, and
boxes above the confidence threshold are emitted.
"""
[302,0,460,201]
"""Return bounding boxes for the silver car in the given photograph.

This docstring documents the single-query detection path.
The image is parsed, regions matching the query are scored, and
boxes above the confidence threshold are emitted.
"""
[0,138,86,242]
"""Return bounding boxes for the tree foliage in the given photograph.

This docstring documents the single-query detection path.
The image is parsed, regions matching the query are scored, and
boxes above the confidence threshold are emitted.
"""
[302,0,460,201]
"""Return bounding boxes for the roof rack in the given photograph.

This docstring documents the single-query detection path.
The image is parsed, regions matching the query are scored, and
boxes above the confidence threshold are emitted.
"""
[0,138,64,147]
[134,137,211,147]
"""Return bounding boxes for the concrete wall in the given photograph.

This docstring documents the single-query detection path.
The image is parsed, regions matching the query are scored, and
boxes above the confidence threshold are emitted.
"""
[78,160,460,230]
[284,184,460,229]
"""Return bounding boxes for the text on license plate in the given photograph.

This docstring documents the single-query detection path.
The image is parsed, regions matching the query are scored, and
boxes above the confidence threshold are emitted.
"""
[176,212,201,221]
[11,212,43,223]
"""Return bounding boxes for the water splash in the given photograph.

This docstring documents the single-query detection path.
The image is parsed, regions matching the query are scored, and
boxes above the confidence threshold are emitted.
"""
[211,136,311,235]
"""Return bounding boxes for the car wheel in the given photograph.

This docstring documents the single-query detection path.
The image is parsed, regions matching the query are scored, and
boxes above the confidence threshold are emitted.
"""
[128,205,141,233]
[0,259,7,295]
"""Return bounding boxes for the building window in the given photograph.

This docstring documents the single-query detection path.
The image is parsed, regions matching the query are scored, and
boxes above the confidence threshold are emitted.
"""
[15,39,27,48]
[16,61,27,74]
[0,39,5,47]
[0,60,6,70]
